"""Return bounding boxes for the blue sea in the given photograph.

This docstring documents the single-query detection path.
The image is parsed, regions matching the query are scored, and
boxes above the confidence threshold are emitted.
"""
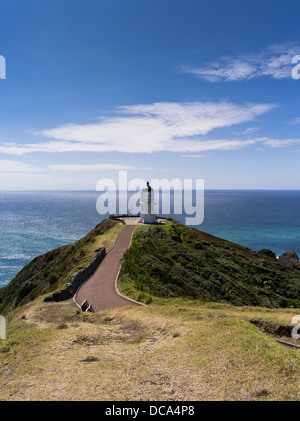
[1,190,300,288]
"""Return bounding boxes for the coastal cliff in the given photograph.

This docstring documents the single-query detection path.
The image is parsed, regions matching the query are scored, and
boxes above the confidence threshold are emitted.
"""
[1,217,300,316]
[1,218,300,401]
[0,218,120,315]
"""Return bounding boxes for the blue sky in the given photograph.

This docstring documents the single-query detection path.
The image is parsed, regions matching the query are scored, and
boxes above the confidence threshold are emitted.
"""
[0,0,300,189]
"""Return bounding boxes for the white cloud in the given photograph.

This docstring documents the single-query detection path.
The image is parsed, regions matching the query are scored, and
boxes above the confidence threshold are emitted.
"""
[182,43,299,82]
[290,117,300,124]
[0,101,275,155]
[46,163,137,171]
[259,137,300,148]
[239,127,259,135]
[0,161,148,174]
[181,154,209,158]
[0,160,42,172]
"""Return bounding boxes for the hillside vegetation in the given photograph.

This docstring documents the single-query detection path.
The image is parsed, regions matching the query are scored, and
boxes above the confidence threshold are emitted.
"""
[0,219,123,315]
[1,218,300,401]
[120,219,300,308]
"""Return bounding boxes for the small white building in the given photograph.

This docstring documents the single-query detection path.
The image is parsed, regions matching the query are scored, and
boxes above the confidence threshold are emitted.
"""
[138,182,158,224]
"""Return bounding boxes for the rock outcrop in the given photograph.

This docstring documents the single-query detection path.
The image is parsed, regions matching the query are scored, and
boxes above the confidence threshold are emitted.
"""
[278,250,300,266]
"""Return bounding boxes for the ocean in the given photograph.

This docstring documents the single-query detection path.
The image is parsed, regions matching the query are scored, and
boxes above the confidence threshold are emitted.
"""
[0,190,300,288]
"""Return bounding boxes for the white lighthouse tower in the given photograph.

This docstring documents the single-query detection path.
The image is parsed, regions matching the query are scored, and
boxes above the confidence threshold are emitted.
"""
[138,182,158,224]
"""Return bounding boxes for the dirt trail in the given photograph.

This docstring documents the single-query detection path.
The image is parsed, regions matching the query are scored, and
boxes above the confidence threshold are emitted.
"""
[75,224,139,312]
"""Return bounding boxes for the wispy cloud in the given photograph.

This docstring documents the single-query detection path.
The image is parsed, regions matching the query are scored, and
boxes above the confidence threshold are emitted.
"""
[258,137,300,148]
[0,160,42,172]
[181,154,209,158]
[181,43,299,82]
[239,127,259,135]
[290,117,300,124]
[0,161,148,173]
[47,163,137,171]
[0,101,275,155]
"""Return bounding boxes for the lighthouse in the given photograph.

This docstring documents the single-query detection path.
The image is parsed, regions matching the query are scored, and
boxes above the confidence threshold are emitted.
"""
[138,182,158,224]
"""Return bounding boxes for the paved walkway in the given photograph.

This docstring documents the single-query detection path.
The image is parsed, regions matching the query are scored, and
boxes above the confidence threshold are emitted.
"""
[75,224,139,312]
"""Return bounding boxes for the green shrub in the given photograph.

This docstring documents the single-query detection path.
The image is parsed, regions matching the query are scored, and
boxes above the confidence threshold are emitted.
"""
[121,222,300,308]
[47,273,59,285]
[257,249,277,260]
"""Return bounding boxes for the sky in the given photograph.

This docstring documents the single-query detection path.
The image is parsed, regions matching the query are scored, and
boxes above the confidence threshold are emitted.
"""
[0,0,300,190]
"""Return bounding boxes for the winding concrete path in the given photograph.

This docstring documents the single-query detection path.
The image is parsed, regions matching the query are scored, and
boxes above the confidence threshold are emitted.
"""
[75,224,139,312]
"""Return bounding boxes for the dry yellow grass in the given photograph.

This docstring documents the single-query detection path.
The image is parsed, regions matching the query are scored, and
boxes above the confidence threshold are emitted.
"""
[1,296,300,401]
[71,221,124,271]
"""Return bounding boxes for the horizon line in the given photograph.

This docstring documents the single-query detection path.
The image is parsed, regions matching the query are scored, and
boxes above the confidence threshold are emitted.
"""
[1,188,300,192]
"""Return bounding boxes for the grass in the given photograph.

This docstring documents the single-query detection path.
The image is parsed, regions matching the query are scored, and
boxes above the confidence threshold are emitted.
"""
[1,296,300,400]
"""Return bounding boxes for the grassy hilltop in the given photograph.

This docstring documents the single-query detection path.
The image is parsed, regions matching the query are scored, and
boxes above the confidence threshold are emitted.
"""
[120,219,300,308]
[1,218,300,401]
